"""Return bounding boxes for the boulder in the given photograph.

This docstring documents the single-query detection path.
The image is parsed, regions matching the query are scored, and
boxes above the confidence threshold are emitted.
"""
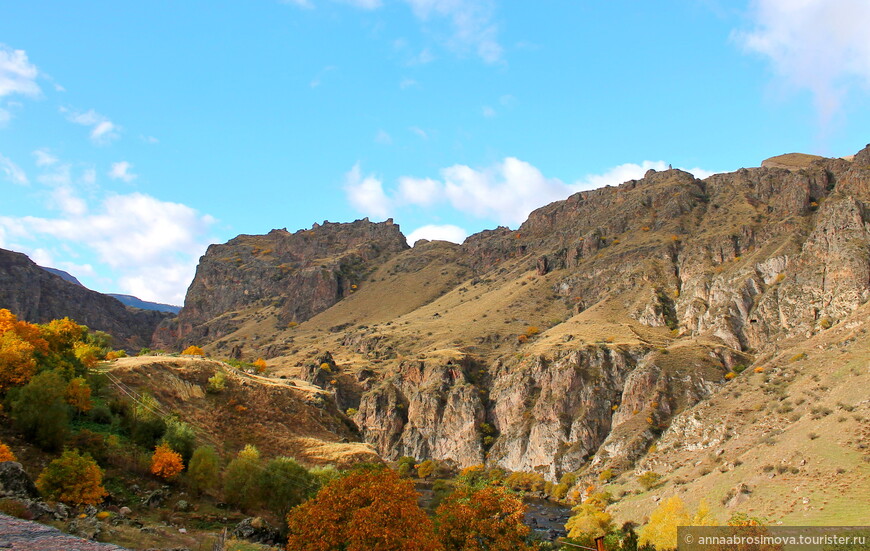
[0,461,39,500]
[232,516,280,545]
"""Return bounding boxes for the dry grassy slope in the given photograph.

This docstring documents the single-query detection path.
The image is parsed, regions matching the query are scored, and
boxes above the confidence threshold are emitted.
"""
[105,356,379,466]
[604,302,870,526]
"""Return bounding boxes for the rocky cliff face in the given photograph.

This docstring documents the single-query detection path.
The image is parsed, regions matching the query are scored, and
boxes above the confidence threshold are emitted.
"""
[174,145,870,484]
[153,218,409,350]
[0,248,171,349]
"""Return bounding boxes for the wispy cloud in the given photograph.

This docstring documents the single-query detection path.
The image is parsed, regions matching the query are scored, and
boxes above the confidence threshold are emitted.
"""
[409,126,428,140]
[0,153,28,185]
[310,65,337,88]
[734,0,870,135]
[0,44,41,125]
[33,149,58,167]
[375,129,393,145]
[108,161,137,183]
[61,107,121,144]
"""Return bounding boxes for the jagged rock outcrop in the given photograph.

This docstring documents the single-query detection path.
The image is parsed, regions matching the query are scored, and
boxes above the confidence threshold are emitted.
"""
[0,248,171,350]
[170,145,870,481]
[153,218,408,350]
[0,462,39,500]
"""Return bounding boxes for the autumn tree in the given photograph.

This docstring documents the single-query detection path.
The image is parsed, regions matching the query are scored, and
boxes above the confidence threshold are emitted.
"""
[253,357,267,374]
[435,485,534,551]
[186,445,220,496]
[566,502,614,540]
[285,467,443,551]
[65,377,93,414]
[10,370,69,451]
[151,442,184,481]
[639,496,717,550]
[0,309,47,393]
[0,440,16,462]
[181,345,204,356]
[224,444,262,511]
[36,449,108,506]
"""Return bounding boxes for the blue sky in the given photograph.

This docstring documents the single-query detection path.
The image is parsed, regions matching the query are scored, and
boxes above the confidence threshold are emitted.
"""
[1,0,869,304]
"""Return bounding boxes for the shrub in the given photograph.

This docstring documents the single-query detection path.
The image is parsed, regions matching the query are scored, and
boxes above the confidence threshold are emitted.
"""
[10,370,69,451]
[36,450,108,505]
[186,445,220,496]
[207,370,227,393]
[396,456,417,477]
[416,459,436,479]
[151,442,184,481]
[285,468,441,551]
[68,430,109,465]
[503,471,546,493]
[181,345,204,356]
[598,468,615,482]
[0,441,16,462]
[638,471,662,491]
[89,405,113,425]
[105,350,127,360]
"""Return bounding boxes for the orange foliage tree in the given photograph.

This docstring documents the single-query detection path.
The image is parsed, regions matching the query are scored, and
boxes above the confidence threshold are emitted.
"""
[285,467,443,551]
[0,441,16,462]
[434,485,534,551]
[65,377,93,413]
[253,357,267,374]
[36,449,108,505]
[0,309,48,392]
[151,442,184,481]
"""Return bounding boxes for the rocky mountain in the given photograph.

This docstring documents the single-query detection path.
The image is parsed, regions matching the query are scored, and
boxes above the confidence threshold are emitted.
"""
[0,248,173,350]
[164,145,870,523]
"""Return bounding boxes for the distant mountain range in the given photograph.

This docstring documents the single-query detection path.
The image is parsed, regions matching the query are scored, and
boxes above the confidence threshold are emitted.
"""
[39,266,181,314]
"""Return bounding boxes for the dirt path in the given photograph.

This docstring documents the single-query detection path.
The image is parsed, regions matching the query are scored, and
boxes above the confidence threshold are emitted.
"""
[0,514,128,550]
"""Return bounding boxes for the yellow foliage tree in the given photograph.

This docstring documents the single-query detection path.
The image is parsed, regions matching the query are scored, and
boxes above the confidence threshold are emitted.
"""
[36,450,108,506]
[639,497,717,550]
[151,442,184,481]
[566,503,613,539]
[181,345,204,356]
[73,341,102,368]
[65,377,93,413]
[0,441,16,462]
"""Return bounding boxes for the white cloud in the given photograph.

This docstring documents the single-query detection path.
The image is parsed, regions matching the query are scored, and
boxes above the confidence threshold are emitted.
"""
[734,0,870,129]
[337,0,382,8]
[345,157,717,229]
[33,149,58,167]
[0,192,216,304]
[0,154,28,185]
[109,161,137,182]
[344,163,393,219]
[398,176,441,206]
[406,224,467,246]
[482,105,496,118]
[62,108,121,144]
[281,0,314,7]
[0,45,40,99]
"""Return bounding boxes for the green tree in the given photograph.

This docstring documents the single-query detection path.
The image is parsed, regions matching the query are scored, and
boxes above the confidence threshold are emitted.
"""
[164,417,196,464]
[259,457,318,520]
[186,445,220,496]
[224,444,262,511]
[10,370,69,451]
